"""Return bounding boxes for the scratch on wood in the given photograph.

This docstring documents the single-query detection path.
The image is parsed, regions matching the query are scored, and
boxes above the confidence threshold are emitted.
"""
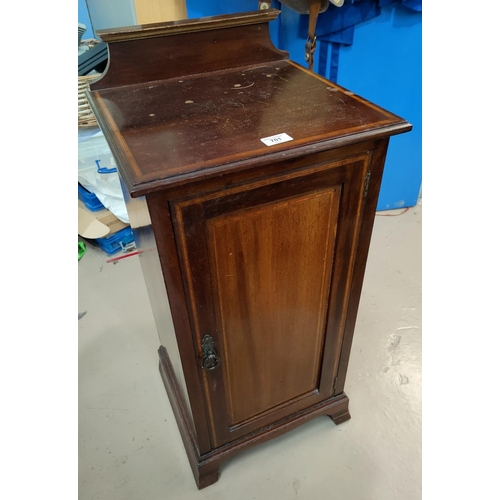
[231,82,255,90]
[264,73,288,82]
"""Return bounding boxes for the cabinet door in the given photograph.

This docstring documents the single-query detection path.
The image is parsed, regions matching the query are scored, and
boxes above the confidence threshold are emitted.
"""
[171,153,370,448]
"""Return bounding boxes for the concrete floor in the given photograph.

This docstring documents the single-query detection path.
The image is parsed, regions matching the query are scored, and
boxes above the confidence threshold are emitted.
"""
[79,203,421,500]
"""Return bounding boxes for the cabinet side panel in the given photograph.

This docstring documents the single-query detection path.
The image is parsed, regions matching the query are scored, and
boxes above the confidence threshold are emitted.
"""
[144,191,214,454]
[335,138,390,395]
[124,194,193,423]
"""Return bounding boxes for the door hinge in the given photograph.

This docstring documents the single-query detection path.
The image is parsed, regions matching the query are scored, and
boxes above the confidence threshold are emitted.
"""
[364,170,371,197]
[333,376,338,391]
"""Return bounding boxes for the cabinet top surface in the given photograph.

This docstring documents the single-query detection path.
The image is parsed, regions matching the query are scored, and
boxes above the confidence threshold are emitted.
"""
[90,57,410,196]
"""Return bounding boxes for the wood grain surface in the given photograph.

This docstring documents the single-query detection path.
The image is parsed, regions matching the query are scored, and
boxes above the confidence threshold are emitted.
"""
[209,188,340,425]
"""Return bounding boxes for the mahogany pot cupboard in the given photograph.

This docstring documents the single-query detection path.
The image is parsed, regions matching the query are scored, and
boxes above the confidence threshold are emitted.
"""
[87,9,411,489]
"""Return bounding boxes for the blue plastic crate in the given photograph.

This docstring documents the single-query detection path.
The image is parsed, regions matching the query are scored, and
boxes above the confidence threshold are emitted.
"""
[78,183,105,212]
[96,226,135,256]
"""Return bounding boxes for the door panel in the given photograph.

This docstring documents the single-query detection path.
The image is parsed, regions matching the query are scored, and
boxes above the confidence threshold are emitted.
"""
[172,154,370,447]
[209,188,340,426]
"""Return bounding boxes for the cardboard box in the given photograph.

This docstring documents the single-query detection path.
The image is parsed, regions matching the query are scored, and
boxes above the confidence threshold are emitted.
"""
[78,200,128,239]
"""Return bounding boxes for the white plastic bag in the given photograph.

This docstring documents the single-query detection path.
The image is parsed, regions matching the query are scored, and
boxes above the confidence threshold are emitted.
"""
[78,128,129,223]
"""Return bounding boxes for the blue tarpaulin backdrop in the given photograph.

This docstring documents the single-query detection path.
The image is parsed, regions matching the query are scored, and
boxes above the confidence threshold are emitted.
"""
[189,1,421,209]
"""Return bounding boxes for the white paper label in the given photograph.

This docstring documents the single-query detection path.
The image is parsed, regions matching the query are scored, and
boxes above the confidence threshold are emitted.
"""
[260,133,293,146]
